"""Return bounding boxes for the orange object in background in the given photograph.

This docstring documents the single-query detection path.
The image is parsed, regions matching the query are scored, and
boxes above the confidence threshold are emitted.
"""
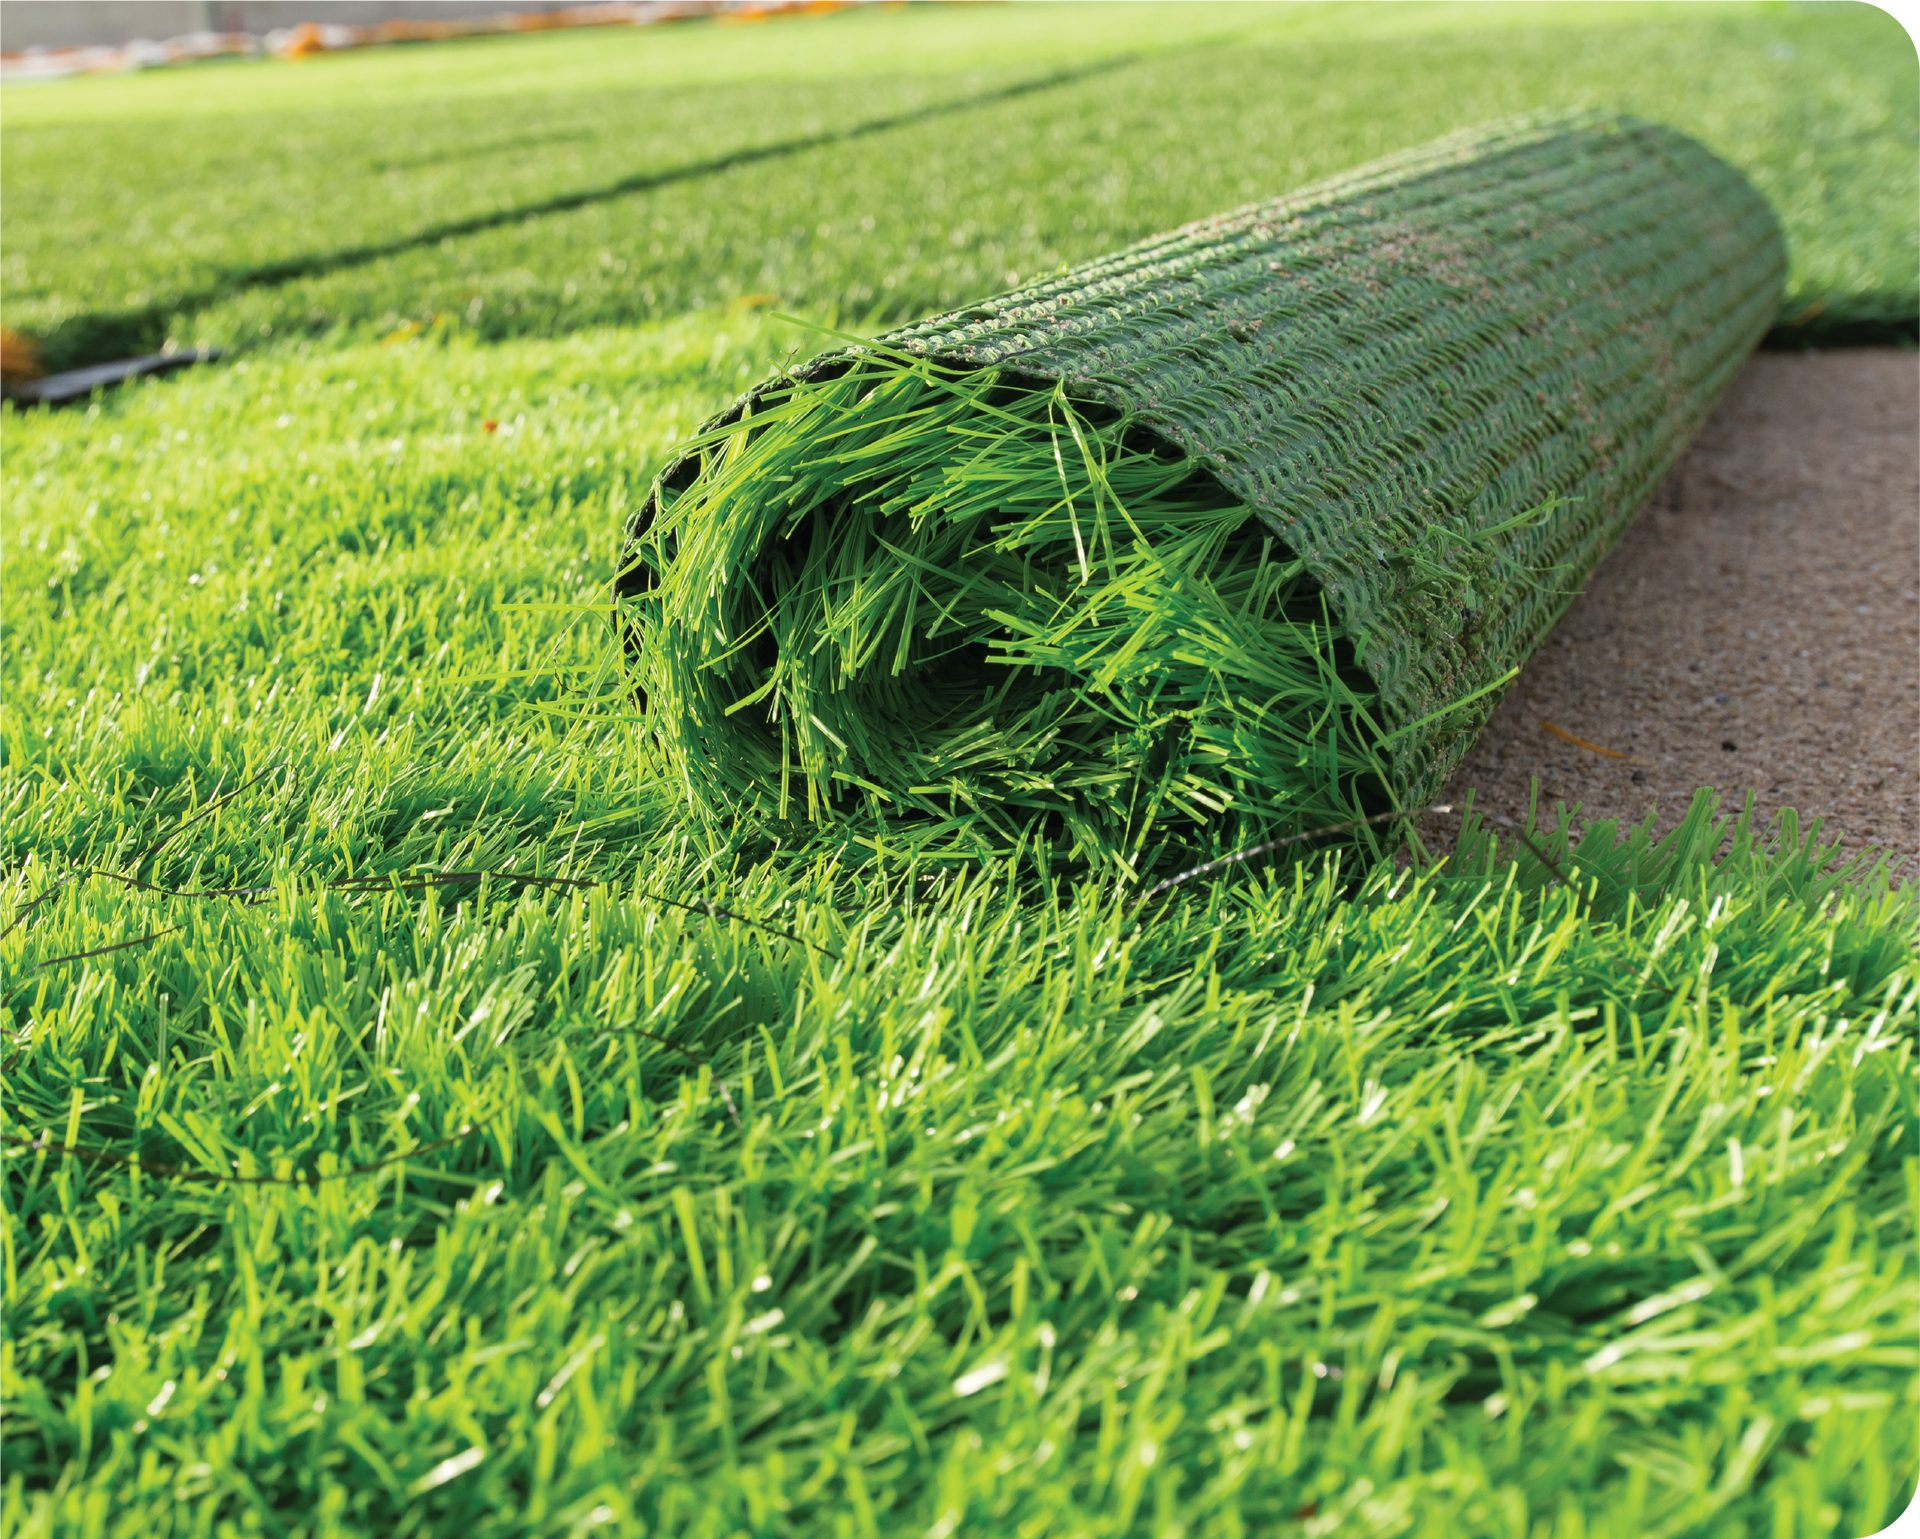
[281,22,328,59]
[721,0,855,24]
[274,4,740,59]
[0,330,45,386]
[1,3,874,78]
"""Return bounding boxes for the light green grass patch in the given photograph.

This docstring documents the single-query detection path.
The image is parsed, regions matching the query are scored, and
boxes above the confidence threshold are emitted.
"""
[2,314,792,887]
[3,317,1916,1537]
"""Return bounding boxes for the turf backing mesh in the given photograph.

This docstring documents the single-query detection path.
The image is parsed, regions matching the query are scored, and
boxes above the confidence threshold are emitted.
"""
[620,110,1785,870]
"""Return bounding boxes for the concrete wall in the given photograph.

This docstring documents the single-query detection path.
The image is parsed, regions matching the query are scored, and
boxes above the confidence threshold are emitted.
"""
[1,1,591,51]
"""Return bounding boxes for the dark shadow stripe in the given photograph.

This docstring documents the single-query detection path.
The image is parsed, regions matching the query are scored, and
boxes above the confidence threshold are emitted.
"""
[1758,297,1920,349]
[25,52,1145,372]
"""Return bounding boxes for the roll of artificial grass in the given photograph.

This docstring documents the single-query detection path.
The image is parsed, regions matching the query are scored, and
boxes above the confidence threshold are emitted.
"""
[619,111,1784,874]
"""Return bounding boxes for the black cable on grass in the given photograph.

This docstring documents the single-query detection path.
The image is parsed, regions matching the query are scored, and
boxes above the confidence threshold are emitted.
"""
[0,790,1647,1183]
[1,926,191,1046]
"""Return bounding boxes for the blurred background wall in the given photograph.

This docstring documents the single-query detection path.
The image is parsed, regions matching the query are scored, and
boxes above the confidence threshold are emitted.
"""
[0,2,593,50]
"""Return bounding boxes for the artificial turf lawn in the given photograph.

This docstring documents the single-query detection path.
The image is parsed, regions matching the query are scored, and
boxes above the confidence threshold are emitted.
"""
[2,3,1914,370]
[3,315,1915,1539]
[2,5,1917,1535]
[627,107,1785,875]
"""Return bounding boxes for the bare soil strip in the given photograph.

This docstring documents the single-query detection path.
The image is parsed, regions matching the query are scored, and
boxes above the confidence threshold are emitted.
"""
[1424,348,1919,867]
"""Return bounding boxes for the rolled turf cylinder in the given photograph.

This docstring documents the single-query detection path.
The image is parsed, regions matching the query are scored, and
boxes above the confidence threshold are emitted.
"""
[619,110,1785,873]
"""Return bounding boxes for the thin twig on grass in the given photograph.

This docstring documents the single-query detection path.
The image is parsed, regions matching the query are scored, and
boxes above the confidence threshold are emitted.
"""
[1137,807,1448,901]
[1540,720,1646,763]
[30,925,186,969]
[130,762,286,872]
[1136,801,1573,901]
[0,763,285,944]
[5,867,841,973]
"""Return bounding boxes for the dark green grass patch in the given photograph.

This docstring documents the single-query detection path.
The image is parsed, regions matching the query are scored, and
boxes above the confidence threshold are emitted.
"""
[0,62,1056,371]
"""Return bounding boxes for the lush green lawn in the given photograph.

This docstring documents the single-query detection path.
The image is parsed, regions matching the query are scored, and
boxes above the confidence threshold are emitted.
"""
[3,2,1914,368]
[2,5,1916,1535]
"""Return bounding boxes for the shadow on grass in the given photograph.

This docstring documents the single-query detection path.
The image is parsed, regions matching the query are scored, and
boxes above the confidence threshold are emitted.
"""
[25,52,1147,375]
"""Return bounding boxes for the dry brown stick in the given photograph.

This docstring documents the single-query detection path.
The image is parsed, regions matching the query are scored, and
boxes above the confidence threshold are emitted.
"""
[1540,719,1645,764]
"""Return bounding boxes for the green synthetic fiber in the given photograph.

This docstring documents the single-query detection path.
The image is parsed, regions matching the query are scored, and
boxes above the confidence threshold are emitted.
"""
[635,352,1395,873]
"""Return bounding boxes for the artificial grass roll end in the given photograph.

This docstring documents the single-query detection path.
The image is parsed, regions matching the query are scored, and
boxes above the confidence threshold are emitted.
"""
[622,110,1786,875]
[634,355,1397,873]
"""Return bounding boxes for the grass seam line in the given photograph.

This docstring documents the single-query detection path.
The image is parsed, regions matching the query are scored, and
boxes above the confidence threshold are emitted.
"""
[25,52,1152,371]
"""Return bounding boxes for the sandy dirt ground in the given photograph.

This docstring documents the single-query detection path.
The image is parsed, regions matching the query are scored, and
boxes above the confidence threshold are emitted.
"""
[1420,348,1919,871]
